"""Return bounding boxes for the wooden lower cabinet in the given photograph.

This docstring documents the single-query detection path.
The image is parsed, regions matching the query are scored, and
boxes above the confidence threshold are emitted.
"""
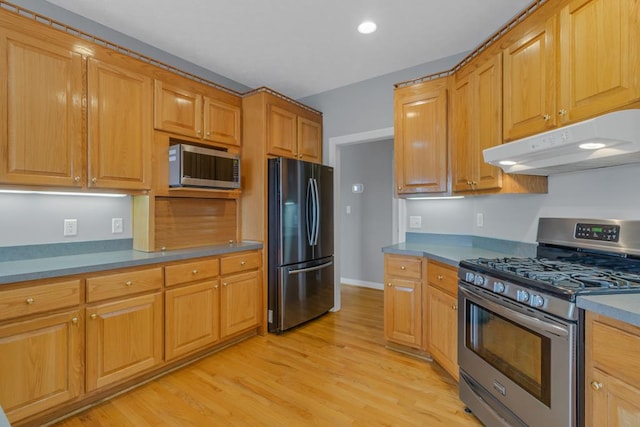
[220,270,260,338]
[85,292,163,391]
[165,280,220,360]
[383,254,425,350]
[585,312,640,426]
[0,310,82,424]
[426,260,459,380]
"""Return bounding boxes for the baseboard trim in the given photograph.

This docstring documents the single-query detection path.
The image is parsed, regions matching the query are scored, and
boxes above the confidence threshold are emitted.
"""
[340,278,383,290]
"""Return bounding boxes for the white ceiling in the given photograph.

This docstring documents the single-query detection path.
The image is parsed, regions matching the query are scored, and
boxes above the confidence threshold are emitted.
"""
[44,0,532,99]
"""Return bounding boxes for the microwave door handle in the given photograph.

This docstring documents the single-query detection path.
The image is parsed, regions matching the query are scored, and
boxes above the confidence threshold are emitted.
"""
[306,178,314,246]
[459,285,569,337]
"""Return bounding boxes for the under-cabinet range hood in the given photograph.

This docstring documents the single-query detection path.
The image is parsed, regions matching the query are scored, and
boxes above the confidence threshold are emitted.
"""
[483,109,640,175]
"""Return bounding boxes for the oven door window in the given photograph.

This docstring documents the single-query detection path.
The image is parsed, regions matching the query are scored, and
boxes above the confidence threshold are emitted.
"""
[465,301,551,407]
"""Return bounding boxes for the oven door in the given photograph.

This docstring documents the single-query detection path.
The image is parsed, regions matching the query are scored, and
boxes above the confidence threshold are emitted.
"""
[458,282,577,427]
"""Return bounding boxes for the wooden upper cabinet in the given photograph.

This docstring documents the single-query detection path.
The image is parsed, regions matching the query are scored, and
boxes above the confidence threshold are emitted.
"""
[154,80,202,139]
[267,104,298,158]
[503,15,557,141]
[87,58,152,190]
[203,97,241,146]
[558,0,640,124]
[297,116,322,163]
[0,29,84,188]
[154,80,242,147]
[451,53,502,193]
[394,78,448,196]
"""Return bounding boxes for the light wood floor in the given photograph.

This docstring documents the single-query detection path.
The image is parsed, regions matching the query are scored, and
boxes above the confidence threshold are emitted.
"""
[54,285,481,426]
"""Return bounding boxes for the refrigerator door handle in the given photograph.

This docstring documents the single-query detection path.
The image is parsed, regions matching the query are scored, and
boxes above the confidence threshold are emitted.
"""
[312,178,320,246]
[287,260,334,275]
[306,178,315,246]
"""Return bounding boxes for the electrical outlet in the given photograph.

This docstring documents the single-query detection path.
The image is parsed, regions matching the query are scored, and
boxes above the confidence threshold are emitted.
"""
[63,219,77,236]
[409,216,422,229]
[112,218,124,234]
[476,213,484,228]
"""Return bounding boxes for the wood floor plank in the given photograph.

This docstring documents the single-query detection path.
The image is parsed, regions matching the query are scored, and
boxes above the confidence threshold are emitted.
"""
[53,285,480,426]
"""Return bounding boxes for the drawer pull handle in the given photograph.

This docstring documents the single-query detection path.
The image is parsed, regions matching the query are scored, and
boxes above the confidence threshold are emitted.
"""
[240,261,246,266]
[71,317,79,324]
[192,269,198,275]
[25,297,35,305]
[90,313,97,320]
[125,280,133,286]
[591,381,603,391]
[437,275,444,280]
[400,266,406,270]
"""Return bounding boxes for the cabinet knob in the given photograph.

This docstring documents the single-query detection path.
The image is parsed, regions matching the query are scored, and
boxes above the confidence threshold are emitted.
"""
[397,186,402,190]
[240,261,246,266]
[214,284,219,289]
[206,132,211,137]
[223,282,228,287]
[543,114,551,121]
[74,176,81,183]
[71,317,79,324]
[558,109,567,116]
[452,304,458,311]
[90,313,97,320]
[591,381,603,391]
[472,181,478,186]
[197,130,201,135]
[25,297,35,305]
[437,274,444,280]
[387,282,392,287]
[192,269,198,275]
[467,180,472,186]
[91,177,97,184]
[400,265,406,270]
[125,280,133,286]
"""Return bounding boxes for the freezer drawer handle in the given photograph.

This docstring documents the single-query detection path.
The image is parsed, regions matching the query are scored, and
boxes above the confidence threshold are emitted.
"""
[288,260,333,275]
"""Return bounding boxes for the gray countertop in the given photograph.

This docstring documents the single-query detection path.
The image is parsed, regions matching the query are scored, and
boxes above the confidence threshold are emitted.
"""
[577,294,640,328]
[0,241,262,285]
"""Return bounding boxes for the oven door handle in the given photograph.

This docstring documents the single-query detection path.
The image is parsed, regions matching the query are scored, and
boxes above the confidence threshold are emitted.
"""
[459,285,569,337]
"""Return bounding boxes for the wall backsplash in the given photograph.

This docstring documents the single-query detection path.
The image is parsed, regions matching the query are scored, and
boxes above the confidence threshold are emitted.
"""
[406,162,640,243]
[0,193,132,247]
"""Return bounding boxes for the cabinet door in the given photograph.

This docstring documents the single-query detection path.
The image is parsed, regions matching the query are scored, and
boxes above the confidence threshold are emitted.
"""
[0,29,83,187]
[153,80,203,138]
[559,0,640,124]
[394,80,448,195]
[384,278,422,349]
[220,271,260,338]
[87,58,152,190]
[0,310,82,424]
[165,280,220,361]
[86,292,163,391]
[450,76,474,192]
[297,116,322,163]
[427,286,458,380]
[474,54,503,191]
[503,16,557,141]
[203,97,241,146]
[587,368,640,427]
[267,104,298,158]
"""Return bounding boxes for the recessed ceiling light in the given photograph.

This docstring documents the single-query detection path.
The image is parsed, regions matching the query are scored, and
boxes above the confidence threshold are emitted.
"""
[357,21,377,34]
[579,142,606,150]
[499,160,517,166]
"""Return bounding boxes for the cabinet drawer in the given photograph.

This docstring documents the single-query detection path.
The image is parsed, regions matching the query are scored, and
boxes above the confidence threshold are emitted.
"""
[590,313,640,387]
[0,279,81,321]
[165,258,219,287]
[220,251,261,275]
[427,261,458,296]
[86,267,163,302]
[385,255,422,280]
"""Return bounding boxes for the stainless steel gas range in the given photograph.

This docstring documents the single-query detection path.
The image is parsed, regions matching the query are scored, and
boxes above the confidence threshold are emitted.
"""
[458,218,640,427]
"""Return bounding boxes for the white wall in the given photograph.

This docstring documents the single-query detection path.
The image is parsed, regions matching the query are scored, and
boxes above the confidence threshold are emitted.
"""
[0,194,132,247]
[406,163,640,243]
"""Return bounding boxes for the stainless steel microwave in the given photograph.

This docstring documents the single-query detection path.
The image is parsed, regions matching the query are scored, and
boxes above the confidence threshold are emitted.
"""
[169,144,240,189]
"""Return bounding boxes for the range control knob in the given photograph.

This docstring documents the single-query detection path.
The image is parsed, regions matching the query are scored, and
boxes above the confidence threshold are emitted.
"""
[465,272,475,282]
[493,282,506,293]
[516,289,530,303]
[474,275,486,286]
[530,295,545,308]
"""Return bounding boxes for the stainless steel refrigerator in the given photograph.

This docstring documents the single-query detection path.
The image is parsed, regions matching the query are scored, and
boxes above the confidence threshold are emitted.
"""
[267,157,334,333]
